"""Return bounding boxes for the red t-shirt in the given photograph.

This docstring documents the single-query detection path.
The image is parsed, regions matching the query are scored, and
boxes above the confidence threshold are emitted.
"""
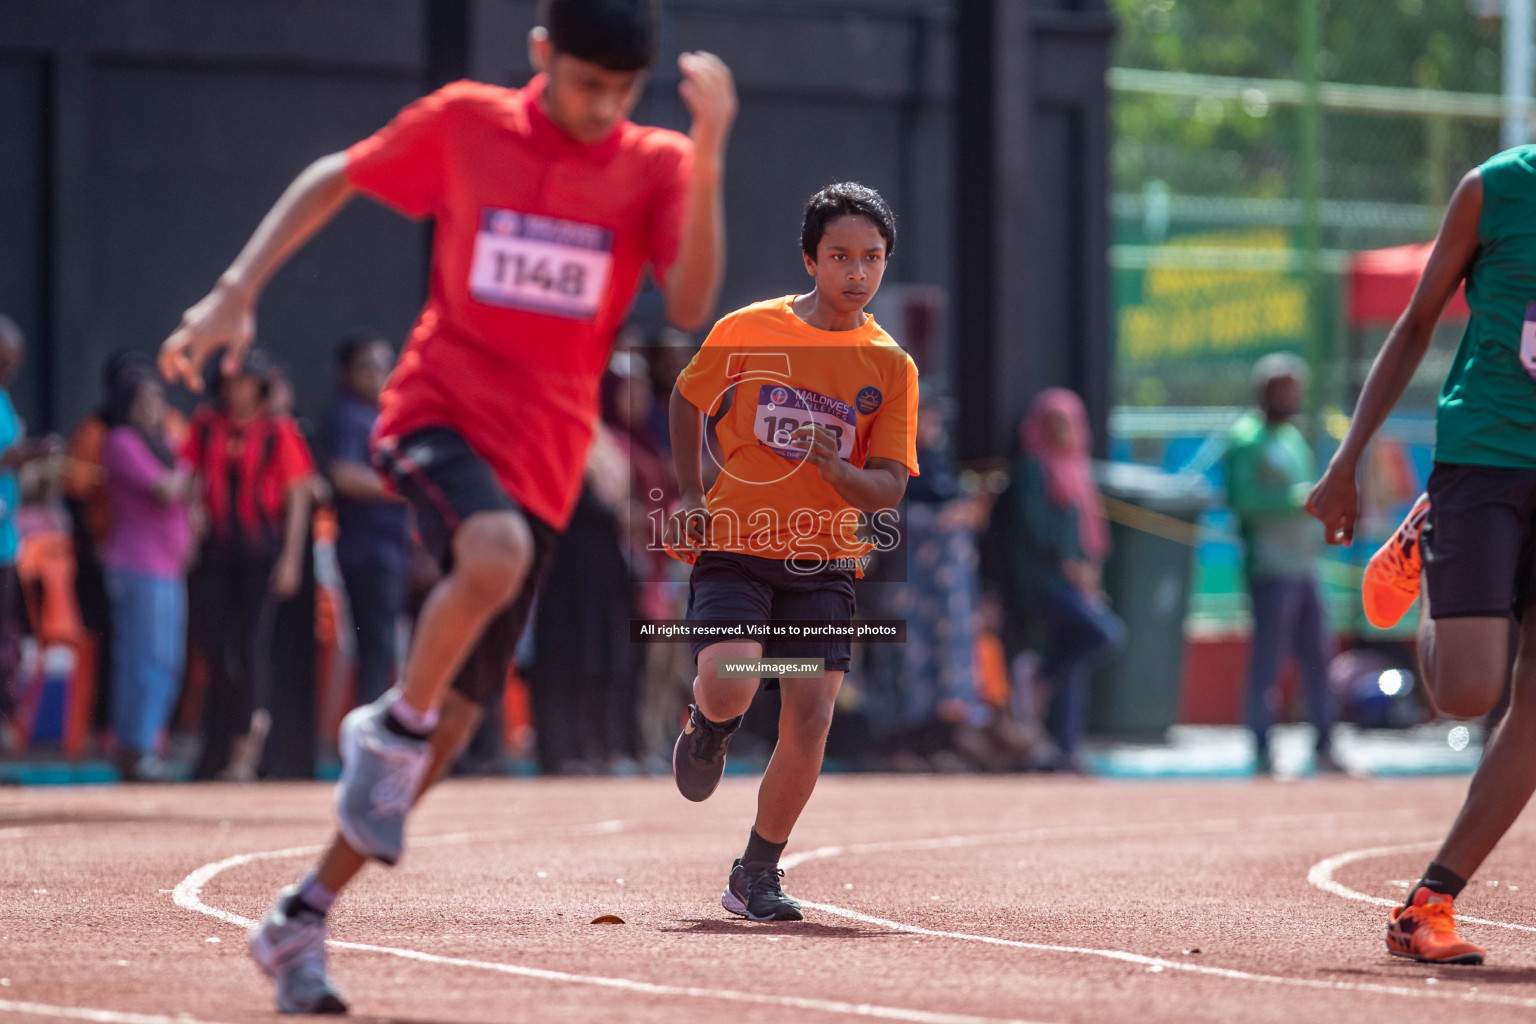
[345,76,693,530]
[183,407,314,555]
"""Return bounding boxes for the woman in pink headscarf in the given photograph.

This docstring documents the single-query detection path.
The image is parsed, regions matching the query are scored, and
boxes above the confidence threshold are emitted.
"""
[990,388,1124,771]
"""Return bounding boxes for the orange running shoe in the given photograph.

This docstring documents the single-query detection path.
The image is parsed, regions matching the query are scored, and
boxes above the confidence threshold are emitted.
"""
[1362,493,1431,629]
[1386,888,1485,965]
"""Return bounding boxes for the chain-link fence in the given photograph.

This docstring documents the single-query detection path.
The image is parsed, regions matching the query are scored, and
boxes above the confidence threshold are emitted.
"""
[1108,0,1516,632]
[1111,0,1506,412]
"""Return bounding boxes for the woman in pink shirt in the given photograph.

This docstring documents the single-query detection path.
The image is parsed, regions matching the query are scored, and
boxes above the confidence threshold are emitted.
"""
[101,369,193,782]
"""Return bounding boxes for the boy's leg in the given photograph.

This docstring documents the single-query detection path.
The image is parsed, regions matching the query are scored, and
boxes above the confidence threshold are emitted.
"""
[673,640,761,801]
[395,512,532,715]
[1383,466,1532,965]
[694,641,764,721]
[753,672,844,844]
[329,509,530,863]
[672,554,774,800]
[312,688,487,892]
[1417,614,1509,720]
[248,429,556,1013]
[718,672,844,924]
[1428,609,1536,883]
[720,566,856,922]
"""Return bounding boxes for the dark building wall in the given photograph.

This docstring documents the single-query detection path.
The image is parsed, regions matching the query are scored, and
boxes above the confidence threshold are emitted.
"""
[1,0,1108,461]
[956,0,1115,458]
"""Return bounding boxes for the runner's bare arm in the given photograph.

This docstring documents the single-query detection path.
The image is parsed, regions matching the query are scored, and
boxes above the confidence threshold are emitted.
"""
[662,52,737,331]
[790,424,908,512]
[1307,168,1483,545]
[330,459,403,504]
[668,383,710,549]
[160,152,357,391]
[270,478,313,599]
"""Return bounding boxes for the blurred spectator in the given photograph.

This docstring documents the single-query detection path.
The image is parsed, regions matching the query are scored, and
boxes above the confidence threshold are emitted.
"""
[64,351,191,742]
[255,361,326,779]
[526,421,636,775]
[641,328,696,460]
[992,389,1125,771]
[867,395,990,759]
[100,369,192,781]
[321,334,409,707]
[184,348,315,780]
[605,349,689,767]
[1226,353,1338,774]
[0,317,62,748]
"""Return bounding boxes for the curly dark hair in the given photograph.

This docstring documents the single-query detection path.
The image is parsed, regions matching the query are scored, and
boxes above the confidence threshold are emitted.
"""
[800,182,897,260]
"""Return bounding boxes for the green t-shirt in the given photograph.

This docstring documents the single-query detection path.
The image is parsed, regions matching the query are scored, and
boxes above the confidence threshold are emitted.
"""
[1225,411,1319,581]
[1436,145,1536,468]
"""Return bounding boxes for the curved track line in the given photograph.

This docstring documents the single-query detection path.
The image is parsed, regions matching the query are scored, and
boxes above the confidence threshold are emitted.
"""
[0,999,235,1024]
[173,822,1047,1024]
[789,815,1536,1011]
[781,808,1417,872]
[1308,841,1536,933]
[798,900,1536,1010]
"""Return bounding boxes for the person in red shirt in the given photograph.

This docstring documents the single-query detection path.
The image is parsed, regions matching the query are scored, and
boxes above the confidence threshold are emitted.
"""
[182,349,316,781]
[159,0,736,1013]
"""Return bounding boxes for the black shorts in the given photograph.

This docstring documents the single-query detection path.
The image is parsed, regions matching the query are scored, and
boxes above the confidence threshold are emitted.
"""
[1423,462,1536,620]
[685,551,857,676]
[374,426,560,708]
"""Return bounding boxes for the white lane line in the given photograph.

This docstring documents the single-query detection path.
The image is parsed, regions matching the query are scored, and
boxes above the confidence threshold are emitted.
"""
[0,999,235,1024]
[798,900,1536,1010]
[786,812,1536,1010]
[1307,840,1536,933]
[173,820,627,929]
[173,822,1046,1024]
[782,808,1418,872]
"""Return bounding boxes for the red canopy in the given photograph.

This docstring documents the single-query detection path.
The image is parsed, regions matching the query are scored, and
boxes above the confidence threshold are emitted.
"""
[1346,242,1469,328]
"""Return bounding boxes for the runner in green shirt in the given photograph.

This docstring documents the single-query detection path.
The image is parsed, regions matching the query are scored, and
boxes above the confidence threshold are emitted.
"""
[1309,146,1536,966]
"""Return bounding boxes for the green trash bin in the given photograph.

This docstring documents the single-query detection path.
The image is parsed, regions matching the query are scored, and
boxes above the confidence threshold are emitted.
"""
[1087,462,1211,740]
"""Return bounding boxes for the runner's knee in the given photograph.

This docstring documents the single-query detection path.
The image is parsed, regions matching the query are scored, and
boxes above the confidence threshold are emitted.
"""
[1422,617,1509,719]
[451,511,532,604]
[1428,654,1504,719]
[780,694,835,744]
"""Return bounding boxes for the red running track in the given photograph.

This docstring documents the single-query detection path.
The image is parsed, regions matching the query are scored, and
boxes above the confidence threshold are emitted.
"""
[4,775,1536,1023]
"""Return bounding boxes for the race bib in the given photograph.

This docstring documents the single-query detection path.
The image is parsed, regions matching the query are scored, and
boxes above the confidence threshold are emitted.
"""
[1522,301,1536,380]
[468,209,613,320]
[754,384,857,462]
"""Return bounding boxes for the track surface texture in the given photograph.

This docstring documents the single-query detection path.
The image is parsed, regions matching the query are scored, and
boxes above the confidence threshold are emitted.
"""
[7,776,1536,1023]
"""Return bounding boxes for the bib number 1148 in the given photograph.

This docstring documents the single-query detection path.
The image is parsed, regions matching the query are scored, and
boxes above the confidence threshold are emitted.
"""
[469,208,613,320]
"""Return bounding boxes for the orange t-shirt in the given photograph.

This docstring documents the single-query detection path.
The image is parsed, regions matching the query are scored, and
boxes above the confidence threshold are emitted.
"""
[675,296,919,566]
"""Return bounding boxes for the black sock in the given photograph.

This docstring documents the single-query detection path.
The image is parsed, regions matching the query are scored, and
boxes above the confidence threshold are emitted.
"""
[282,890,326,919]
[742,828,786,867]
[696,706,743,731]
[383,710,431,741]
[1408,861,1467,904]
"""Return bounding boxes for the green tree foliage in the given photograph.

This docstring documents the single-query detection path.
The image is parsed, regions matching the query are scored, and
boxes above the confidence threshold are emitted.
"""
[1113,0,1503,204]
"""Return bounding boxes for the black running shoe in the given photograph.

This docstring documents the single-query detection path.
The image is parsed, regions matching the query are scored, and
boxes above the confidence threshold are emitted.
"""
[722,858,803,922]
[672,704,742,802]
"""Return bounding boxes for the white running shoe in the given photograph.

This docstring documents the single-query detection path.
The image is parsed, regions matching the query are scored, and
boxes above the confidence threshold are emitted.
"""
[335,698,431,865]
[248,888,348,1014]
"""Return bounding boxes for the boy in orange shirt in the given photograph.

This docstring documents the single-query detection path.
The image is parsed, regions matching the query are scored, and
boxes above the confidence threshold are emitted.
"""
[668,182,918,921]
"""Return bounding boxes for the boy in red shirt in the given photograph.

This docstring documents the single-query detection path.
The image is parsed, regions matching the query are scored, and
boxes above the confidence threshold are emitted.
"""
[160,0,735,1012]
[668,183,919,920]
